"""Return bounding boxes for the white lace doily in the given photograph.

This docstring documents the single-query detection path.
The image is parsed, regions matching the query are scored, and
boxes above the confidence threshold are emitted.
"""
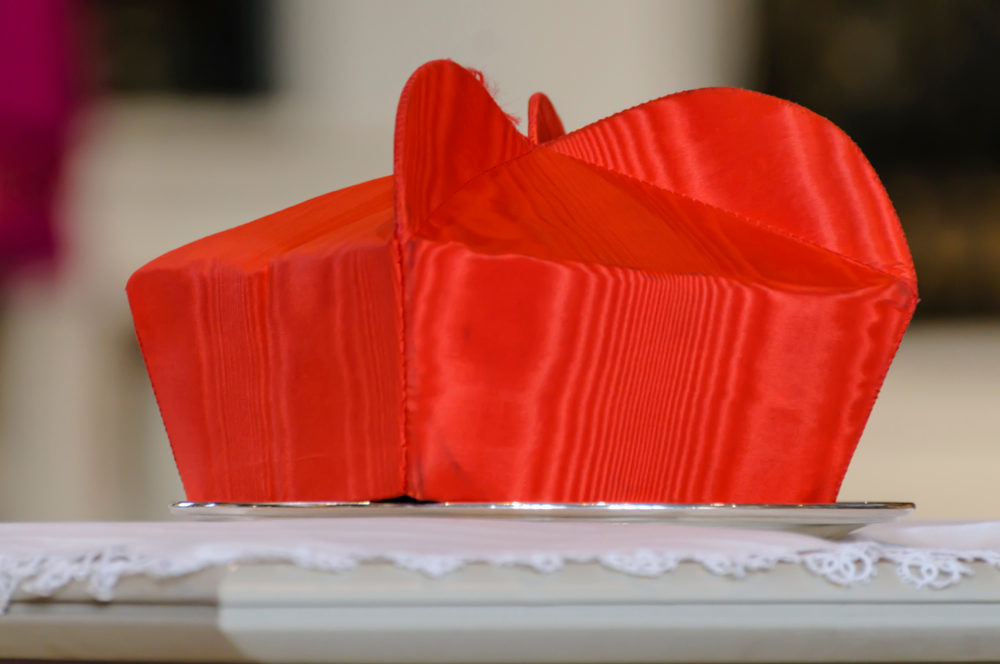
[3,518,1000,612]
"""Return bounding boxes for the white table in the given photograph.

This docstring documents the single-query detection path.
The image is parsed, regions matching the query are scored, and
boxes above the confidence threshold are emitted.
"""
[3,518,1000,662]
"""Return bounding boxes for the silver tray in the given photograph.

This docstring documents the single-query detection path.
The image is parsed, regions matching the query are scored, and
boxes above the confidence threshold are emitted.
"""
[170,501,914,538]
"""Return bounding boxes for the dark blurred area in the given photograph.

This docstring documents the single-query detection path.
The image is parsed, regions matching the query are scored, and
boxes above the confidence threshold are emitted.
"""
[759,0,1000,316]
[92,0,272,94]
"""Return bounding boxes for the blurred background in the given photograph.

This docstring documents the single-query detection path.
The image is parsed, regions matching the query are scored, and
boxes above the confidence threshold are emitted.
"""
[0,0,996,521]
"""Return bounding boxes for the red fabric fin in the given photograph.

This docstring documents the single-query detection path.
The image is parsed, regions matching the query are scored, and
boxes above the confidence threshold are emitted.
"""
[528,92,566,144]
[549,87,916,288]
[393,60,533,239]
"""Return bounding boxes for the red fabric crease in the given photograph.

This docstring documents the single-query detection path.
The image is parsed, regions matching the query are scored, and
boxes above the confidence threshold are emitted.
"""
[127,60,917,504]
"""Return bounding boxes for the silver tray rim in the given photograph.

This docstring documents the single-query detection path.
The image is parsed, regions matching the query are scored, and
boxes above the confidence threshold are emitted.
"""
[170,500,915,522]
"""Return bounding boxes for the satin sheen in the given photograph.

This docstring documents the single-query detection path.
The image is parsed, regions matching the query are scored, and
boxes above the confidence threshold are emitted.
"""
[127,60,916,504]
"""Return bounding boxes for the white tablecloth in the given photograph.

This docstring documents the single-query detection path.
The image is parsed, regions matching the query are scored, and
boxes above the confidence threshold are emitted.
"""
[4,518,1000,612]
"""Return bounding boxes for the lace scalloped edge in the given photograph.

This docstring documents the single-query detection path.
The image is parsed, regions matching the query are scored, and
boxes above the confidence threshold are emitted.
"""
[3,544,1000,613]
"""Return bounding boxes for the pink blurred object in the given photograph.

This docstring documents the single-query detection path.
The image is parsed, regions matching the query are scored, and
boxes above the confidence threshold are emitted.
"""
[0,0,83,284]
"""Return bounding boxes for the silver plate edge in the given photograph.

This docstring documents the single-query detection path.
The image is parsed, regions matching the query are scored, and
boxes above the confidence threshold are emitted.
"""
[170,500,914,520]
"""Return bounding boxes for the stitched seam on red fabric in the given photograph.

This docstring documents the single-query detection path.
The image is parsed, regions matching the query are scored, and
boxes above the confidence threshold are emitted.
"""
[389,235,408,494]
[392,61,420,495]
[547,87,917,287]
[547,146,917,295]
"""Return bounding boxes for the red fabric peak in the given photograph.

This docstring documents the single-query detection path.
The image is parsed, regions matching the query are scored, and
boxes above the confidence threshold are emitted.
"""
[128,59,917,504]
[528,92,566,144]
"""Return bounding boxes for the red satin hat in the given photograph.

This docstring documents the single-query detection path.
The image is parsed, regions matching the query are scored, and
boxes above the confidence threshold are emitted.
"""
[127,60,917,504]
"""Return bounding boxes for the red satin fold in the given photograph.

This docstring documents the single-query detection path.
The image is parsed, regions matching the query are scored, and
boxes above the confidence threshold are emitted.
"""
[128,60,917,504]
